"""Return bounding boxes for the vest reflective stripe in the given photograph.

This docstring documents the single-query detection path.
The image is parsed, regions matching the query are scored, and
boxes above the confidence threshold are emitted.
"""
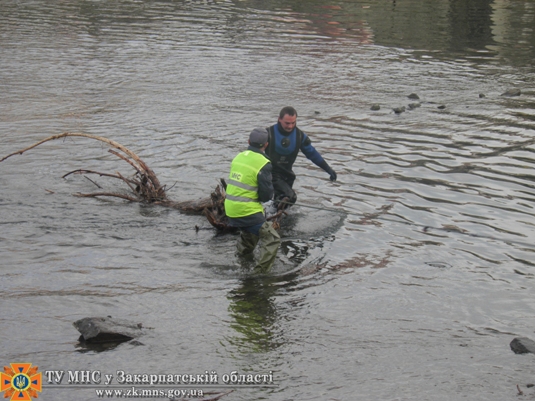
[226,194,256,202]
[225,150,269,218]
[227,179,258,192]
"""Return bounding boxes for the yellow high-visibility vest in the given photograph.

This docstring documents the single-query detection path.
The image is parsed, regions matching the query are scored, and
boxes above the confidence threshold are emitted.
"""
[224,150,269,218]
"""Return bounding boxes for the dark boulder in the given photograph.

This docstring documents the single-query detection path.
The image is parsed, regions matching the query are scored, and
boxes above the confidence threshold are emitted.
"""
[74,316,145,344]
[510,337,535,354]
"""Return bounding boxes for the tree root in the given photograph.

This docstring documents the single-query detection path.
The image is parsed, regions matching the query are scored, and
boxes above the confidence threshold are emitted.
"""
[0,132,234,231]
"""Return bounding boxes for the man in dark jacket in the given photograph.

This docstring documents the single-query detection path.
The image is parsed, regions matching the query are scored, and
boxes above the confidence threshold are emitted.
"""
[266,106,337,209]
[225,128,281,272]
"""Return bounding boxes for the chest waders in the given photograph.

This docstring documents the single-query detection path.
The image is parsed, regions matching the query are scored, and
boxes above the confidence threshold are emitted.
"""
[266,125,304,180]
[266,125,304,206]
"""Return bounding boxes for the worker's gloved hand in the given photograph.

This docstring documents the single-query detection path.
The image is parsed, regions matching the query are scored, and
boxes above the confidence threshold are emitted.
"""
[318,160,337,182]
[326,167,337,182]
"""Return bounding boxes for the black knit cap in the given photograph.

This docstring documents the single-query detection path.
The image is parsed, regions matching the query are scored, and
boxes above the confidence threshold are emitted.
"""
[249,127,268,148]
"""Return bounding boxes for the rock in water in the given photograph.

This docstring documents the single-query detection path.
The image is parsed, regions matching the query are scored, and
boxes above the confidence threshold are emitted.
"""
[510,337,535,354]
[501,88,521,97]
[74,317,145,343]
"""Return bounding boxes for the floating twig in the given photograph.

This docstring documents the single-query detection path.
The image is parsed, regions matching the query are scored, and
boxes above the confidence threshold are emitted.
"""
[517,384,523,395]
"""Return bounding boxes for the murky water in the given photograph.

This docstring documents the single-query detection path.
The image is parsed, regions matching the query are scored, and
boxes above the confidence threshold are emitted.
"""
[1,1,535,400]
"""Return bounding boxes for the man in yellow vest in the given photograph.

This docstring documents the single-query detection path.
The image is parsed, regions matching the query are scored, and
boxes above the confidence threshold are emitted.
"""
[225,128,281,273]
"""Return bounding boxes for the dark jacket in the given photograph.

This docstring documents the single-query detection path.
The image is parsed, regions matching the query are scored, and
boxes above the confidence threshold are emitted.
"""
[266,122,329,180]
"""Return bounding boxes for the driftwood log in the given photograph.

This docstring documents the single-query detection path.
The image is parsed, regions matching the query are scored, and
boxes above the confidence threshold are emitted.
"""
[0,133,285,230]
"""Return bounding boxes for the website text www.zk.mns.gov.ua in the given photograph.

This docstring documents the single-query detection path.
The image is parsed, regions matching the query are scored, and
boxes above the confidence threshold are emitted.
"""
[95,387,204,398]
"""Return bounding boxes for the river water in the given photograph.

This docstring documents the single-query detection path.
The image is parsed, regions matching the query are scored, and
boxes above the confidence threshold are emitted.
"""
[1,1,535,400]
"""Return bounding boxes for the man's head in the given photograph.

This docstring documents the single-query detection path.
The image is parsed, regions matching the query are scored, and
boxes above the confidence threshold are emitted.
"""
[278,106,297,133]
[249,127,269,149]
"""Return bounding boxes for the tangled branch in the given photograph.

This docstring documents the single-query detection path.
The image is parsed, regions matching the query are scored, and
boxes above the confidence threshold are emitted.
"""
[1,132,231,230]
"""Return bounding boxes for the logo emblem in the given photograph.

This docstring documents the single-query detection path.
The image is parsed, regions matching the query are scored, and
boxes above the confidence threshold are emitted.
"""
[231,172,242,181]
[1,363,42,401]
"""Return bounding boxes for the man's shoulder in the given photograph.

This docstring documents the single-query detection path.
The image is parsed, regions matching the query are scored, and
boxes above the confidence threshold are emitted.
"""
[295,126,308,143]
[261,159,272,169]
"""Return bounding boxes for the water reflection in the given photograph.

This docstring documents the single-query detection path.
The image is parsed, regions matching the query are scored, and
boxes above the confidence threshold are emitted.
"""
[227,277,280,353]
[226,273,301,353]
[75,340,122,353]
[3,0,532,66]
[75,338,145,353]
[250,0,535,65]
[448,0,494,52]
